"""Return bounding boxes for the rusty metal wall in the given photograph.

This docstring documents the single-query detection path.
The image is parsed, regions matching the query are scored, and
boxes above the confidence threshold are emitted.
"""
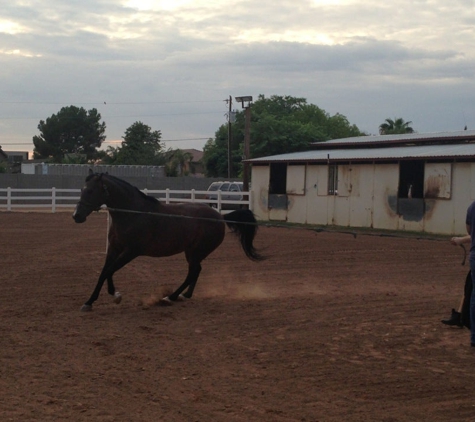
[251,161,473,235]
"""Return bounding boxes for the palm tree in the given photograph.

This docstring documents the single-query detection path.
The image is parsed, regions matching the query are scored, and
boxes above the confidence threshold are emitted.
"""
[379,118,415,135]
[165,149,194,176]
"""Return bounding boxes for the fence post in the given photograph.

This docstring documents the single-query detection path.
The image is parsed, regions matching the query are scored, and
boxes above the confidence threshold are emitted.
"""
[7,187,11,211]
[217,190,222,211]
[106,211,110,253]
[52,187,56,213]
[191,189,195,203]
[166,188,170,204]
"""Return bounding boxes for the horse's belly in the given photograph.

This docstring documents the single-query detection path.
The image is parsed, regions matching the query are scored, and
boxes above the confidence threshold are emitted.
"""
[139,221,226,259]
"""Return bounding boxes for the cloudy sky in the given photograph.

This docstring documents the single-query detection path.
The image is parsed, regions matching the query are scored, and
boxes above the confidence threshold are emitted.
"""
[1,0,474,156]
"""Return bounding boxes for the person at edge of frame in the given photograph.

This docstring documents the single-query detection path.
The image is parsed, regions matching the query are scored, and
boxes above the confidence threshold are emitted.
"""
[466,198,475,348]
[441,235,471,329]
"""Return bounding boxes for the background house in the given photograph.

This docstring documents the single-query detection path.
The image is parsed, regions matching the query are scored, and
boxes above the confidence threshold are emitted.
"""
[3,151,29,173]
[248,130,475,235]
[0,147,10,170]
[182,149,204,176]
[4,151,29,162]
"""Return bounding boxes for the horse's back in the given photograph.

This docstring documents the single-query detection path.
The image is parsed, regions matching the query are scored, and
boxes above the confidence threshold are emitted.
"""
[159,202,224,223]
[110,202,225,260]
[155,203,226,259]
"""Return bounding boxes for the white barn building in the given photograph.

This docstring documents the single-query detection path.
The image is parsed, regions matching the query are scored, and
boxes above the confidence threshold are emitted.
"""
[248,130,475,235]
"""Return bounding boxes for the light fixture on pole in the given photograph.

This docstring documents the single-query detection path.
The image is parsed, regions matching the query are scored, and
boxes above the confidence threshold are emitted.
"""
[235,96,253,108]
[235,96,253,197]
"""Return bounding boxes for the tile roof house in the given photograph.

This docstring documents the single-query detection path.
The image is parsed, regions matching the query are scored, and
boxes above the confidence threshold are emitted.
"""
[182,149,204,176]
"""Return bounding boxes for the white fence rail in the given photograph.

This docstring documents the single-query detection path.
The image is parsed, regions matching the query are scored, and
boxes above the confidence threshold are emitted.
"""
[0,188,251,213]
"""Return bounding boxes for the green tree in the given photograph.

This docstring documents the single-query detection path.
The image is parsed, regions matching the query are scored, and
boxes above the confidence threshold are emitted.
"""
[202,125,242,178]
[33,106,106,162]
[379,118,415,135]
[104,121,165,165]
[203,94,364,177]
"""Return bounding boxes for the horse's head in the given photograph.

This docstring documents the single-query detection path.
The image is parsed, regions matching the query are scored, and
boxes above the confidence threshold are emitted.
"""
[73,171,109,223]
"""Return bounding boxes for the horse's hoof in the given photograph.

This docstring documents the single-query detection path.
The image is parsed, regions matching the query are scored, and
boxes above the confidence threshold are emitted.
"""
[158,296,173,306]
[80,304,93,312]
[113,291,122,304]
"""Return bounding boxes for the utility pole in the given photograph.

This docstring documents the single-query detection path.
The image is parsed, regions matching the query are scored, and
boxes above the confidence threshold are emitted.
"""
[227,95,232,179]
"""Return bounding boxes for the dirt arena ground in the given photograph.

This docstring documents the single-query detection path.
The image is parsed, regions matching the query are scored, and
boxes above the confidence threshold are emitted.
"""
[1,211,475,421]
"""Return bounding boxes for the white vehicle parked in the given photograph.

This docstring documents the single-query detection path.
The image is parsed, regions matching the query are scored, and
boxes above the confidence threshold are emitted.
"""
[205,181,244,209]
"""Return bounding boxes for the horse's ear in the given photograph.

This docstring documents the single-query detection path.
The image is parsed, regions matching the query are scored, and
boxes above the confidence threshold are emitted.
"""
[88,168,94,175]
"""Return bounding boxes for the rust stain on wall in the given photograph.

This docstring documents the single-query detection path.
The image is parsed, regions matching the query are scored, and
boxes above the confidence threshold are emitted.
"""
[423,199,437,220]
[424,175,442,199]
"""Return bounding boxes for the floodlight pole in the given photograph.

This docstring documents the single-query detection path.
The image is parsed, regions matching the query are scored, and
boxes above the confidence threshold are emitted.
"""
[243,105,251,194]
[235,96,253,195]
[227,95,232,179]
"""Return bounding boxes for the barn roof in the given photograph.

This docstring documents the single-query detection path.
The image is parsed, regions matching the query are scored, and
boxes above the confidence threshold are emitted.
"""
[248,130,475,164]
[312,130,475,148]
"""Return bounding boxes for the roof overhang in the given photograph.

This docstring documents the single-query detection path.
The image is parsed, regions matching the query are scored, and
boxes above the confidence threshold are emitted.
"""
[246,143,475,164]
[311,130,475,149]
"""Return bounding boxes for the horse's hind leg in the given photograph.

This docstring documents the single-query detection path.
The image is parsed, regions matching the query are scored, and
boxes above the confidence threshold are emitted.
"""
[166,262,202,302]
[182,263,202,299]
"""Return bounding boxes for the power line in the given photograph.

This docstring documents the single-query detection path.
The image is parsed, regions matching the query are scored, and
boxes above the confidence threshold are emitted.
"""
[0,110,223,121]
[0,137,211,146]
[101,138,210,144]
[0,100,224,105]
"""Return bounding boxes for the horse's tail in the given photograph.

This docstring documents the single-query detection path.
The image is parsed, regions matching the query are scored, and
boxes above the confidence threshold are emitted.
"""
[223,209,265,261]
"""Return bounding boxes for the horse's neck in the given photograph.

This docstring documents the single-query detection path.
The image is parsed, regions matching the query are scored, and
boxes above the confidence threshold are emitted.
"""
[104,181,133,209]
[105,179,156,212]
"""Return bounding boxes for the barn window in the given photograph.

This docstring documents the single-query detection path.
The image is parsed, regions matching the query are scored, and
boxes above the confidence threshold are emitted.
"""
[269,163,287,194]
[397,160,425,220]
[268,162,288,210]
[398,160,424,199]
[328,165,338,195]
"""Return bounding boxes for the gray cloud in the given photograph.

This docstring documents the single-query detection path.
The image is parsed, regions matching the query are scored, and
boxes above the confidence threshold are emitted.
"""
[0,0,474,152]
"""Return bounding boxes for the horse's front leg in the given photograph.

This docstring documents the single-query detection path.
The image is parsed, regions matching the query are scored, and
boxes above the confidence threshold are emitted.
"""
[81,250,136,312]
[81,272,108,312]
[107,275,122,305]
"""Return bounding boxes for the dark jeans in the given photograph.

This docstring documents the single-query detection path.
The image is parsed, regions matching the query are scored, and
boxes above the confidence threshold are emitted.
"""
[470,260,475,343]
[462,270,472,329]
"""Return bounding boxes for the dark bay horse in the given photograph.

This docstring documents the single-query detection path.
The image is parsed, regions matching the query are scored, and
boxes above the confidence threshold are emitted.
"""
[73,171,264,312]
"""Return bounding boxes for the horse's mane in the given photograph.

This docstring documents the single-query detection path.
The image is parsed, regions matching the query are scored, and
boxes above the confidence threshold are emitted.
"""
[88,172,159,204]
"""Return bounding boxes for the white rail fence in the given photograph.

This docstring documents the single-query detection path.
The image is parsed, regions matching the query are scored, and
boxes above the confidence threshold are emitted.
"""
[0,187,251,213]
